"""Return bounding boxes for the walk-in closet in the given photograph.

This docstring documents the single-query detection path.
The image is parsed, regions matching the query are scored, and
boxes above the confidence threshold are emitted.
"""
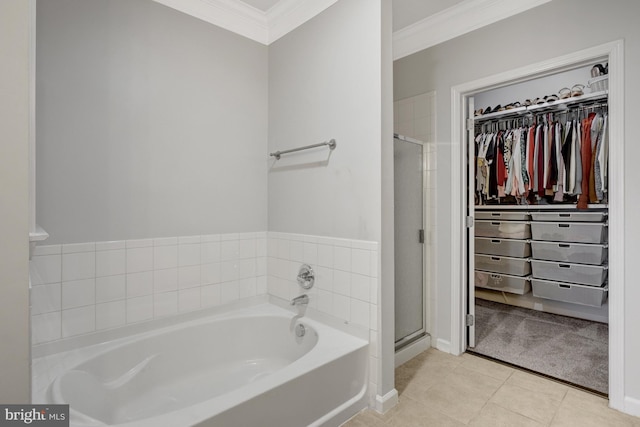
[468,62,610,394]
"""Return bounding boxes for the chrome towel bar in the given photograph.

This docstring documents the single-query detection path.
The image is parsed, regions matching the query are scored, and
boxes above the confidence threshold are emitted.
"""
[270,139,336,160]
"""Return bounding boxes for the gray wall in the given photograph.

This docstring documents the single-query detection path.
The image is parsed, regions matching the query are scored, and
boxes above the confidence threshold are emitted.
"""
[36,0,268,244]
[0,0,31,402]
[393,0,640,403]
[267,0,382,242]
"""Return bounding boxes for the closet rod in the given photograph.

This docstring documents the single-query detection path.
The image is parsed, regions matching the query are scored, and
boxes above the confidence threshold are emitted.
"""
[270,139,337,160]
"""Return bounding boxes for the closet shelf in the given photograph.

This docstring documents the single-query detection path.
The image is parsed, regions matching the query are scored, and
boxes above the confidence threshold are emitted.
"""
[475,204,608,210]
[475,90,608,122]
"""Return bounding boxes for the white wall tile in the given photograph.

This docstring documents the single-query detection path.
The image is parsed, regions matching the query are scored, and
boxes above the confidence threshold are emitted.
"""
[95,241,125,251]
[153,268,178,293]
[126,271,153,298]
[178,288,201,313]
[238,277,257,299]
[239,239,256,259]
[154,237,177,246]
[201,263,221,285]
[31,284,61,315]
[303,242,318,265]
[201,284,221,308]
[220,281,239,304]
[350,273,370,302]
[126,295,153,323]
[62,279,95,309]
[220,261,239,283]
[267,237,278,258]
[178,265,200,289]
[257,238,267,257]
[351,249,371,276]
[239,258,256,279]
[62,306,95,337]
[317,289,333,314]
[220,240,239,261]
[126,247,153,273]
[220,233,239,241]
[33,244,61,256]
[62,242,95,254]
[62,252,95,282]
[277,238,289,259]
[178,235,200,244]
[315,266,334,292]
[178,243,200,267]
[126,239,153,248]
[350,298,370,328]
[289,240,304,263]
[32,312,61,344]
[332,294,350,321]
[333,246,352,272]
[96,249,126,277]
[153,245,177,270]
[370,303,378,331]
[333,270,351,297]
[256,276,267,295]
[370,277,378,305]
[201,241,220,264]
[201,234,220,243]
[256,257,267,276]
[154,292,178,318]
[317,244,333,268]
[95,275,126,303]
[370,251,379,277]
[30,254,61,285]
[96,301,126,330]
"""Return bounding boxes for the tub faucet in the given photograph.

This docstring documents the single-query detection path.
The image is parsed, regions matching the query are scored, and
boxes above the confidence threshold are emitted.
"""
[291,294,309,306]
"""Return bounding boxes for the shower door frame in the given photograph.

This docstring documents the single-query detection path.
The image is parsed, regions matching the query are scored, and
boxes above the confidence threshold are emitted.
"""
[393,134,428,351]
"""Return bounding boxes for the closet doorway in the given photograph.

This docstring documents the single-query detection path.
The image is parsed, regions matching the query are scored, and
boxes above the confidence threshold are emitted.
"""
[451,41,625,406]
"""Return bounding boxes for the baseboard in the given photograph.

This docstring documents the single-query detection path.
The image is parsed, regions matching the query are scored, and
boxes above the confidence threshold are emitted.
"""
[374,389,399,414]
[436,338,451,353]
[395,335,431,367]
[624,396,640,417]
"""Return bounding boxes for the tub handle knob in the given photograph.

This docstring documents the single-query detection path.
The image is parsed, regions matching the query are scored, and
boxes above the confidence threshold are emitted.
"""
[297,264,315,289]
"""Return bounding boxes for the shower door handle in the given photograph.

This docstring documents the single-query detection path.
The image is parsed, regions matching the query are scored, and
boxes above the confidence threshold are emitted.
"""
[418,229,425,244]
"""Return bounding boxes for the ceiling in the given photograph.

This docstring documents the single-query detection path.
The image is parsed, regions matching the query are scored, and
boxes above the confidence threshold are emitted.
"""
[240,0,465,32]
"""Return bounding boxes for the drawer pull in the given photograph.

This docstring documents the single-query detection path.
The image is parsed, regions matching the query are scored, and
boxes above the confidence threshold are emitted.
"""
[558,244,571,248]
[491,213,501,217]
[558,284,571,289]
[491,257,501,261]
[558,224,570,228]
[559,213,571,218]
[491,240,500,244]
[491,222,500,226]
[559,264,571,269]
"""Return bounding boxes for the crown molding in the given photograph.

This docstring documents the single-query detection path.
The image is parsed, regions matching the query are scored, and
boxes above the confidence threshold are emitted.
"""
[152,0,337,45]
[393,0,552,61]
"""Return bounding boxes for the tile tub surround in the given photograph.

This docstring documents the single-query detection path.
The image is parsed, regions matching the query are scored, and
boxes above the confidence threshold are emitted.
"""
[31,231,382,408]
[30,233,268,345]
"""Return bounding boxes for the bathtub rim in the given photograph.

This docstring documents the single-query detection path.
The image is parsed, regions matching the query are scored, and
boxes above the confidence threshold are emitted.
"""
[32,295,368,359]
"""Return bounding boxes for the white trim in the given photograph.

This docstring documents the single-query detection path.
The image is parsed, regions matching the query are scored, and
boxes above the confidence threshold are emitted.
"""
[624,396,640,418]
[374,389,399,414]
[450,40,625,410]
[435,338,451,353]
[393,0,552,61]
[152,0,268,44]
[266,0,338,44]
[394,335,431,368]
[151,0,337,45]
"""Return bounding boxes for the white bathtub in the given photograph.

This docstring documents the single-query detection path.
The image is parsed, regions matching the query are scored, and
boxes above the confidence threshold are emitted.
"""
[32,302,369,427]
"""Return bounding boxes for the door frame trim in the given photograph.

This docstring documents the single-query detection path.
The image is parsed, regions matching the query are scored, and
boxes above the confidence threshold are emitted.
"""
[449,40,625,410]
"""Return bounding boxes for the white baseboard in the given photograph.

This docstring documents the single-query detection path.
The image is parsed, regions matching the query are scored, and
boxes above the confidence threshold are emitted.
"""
[395,335,431,368]
[436,338,451,353]
[624,396,640,417]
[374,389,399,414]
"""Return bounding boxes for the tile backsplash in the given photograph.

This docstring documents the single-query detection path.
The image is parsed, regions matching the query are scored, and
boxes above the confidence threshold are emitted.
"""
[30,232,268,344]
[30,232,378,344]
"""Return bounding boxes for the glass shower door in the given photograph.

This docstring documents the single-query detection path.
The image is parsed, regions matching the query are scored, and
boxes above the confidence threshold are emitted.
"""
[394,135,426,349]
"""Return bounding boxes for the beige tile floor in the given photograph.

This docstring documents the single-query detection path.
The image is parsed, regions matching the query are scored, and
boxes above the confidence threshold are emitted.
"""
[344,349,640,427]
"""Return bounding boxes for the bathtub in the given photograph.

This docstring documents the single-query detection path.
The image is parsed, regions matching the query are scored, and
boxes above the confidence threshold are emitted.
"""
[32,301,369,427]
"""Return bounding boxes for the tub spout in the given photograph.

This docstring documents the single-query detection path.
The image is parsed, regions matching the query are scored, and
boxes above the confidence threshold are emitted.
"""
[290,294,309,306]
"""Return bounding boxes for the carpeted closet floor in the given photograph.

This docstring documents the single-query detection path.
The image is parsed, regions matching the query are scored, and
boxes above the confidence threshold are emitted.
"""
[473,298,608,394]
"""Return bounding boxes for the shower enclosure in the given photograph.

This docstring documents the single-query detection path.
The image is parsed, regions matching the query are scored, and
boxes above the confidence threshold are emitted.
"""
[393,134,427,349]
